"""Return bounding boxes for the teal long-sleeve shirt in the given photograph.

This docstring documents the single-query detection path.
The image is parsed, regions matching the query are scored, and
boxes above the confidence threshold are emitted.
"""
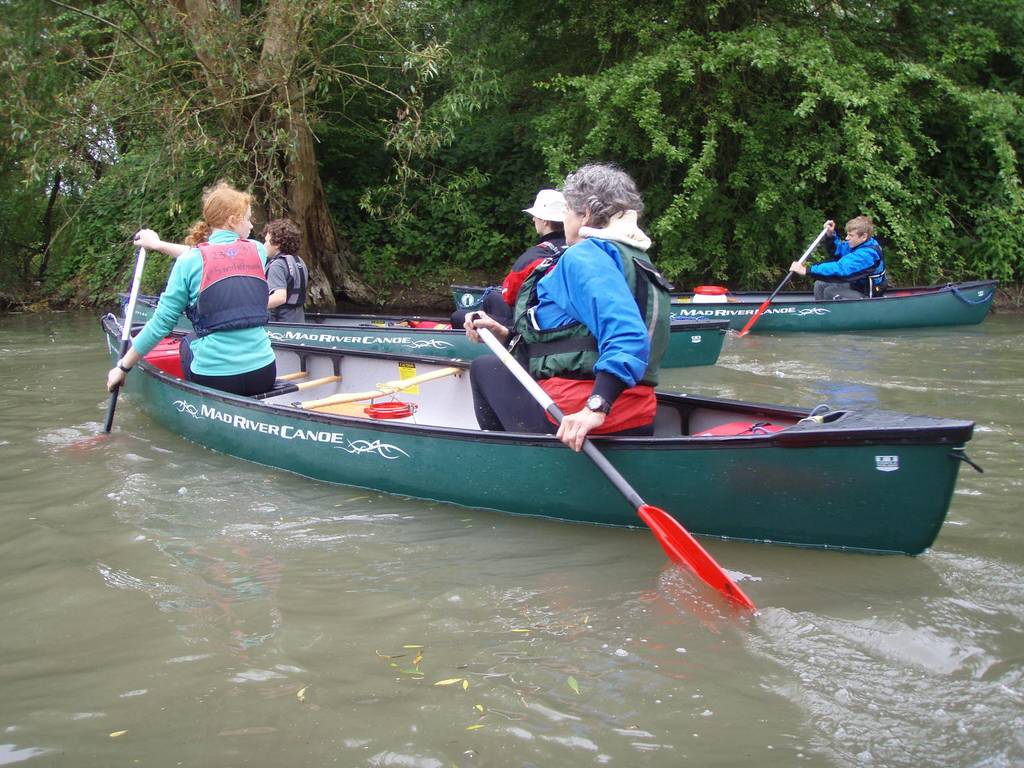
[131,230,275,377]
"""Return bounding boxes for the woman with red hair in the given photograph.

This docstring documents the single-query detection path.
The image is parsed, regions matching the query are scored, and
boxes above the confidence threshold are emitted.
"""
[106,182,276,397]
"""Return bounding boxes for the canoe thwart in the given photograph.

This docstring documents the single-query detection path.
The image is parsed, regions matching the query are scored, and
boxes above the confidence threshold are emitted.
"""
[294,375,341,391]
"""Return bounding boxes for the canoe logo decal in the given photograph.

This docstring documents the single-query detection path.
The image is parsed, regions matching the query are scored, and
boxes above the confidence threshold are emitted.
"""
[671,305,832,320]
[171,400,406,457]
[268,330,418,347]
[338,440,409,460]
[173,400,202,419]
[875,455,899,472]
[690,335,702,343]
[672,306,798,318]
[409,339,455,351]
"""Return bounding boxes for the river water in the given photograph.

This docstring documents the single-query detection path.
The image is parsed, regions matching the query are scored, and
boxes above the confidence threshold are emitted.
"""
[1,311,1021,767]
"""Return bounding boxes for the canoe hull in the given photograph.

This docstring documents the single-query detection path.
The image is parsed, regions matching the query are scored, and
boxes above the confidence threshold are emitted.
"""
[457,280,997,333]
[125,297,727,368]
[672,281,996,332]
[103,317,972,555]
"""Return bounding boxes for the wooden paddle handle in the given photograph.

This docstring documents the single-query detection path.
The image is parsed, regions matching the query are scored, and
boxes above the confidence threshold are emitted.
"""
[376,366,461,393]
[301,366,461,410]
[303,389,389,409]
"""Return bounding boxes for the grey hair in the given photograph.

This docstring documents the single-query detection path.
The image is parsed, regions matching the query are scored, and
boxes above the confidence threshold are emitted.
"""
[562,163,644,228]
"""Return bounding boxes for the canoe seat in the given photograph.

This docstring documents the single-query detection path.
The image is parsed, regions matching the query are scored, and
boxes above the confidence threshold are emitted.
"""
[252,381,300,400]
[694,420,788,437]
[143,337,184,379]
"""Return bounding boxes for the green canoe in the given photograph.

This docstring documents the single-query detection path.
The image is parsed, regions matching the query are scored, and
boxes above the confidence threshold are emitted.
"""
[101,314,977,555]
[125,295,728,368]
[454,280,997,333]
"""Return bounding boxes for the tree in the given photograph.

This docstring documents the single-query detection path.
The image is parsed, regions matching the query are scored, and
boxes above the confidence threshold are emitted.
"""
[344,0,1023,289]
[525,0,1024,286]
[3,0,446,304]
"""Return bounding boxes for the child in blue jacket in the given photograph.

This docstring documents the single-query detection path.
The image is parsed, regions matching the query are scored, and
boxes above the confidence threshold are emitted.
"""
[791,216,886,299]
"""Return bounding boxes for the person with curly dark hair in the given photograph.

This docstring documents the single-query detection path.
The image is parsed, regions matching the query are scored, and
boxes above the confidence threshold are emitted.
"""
[263,218,309,322]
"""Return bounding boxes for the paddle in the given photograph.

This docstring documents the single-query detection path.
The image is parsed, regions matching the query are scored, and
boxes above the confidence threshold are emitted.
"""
[476,326,755,610]
[301,366,461,410]
[103,247,147,433]
[736,226,830,337]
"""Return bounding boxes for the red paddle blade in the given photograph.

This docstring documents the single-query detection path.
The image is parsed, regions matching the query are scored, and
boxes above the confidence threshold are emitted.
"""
[638,504,756,610]
[736,299,771,337]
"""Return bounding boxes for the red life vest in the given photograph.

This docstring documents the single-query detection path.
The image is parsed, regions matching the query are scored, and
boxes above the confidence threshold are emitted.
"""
[185,240,269,337]
[500,242,563,307]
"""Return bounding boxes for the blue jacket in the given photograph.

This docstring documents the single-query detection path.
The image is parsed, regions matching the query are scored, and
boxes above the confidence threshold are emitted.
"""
[809,236,885,292]
[533,237,650,388]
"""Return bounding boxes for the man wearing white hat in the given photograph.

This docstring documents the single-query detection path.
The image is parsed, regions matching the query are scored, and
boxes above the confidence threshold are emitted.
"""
[452,189,567,327]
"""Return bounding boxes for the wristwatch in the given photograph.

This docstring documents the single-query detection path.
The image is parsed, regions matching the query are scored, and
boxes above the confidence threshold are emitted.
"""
[586,394,611,415]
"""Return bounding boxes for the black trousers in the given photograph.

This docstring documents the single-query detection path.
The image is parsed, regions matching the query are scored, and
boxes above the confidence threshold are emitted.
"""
[180,335,277,397]
[451,289,514,329]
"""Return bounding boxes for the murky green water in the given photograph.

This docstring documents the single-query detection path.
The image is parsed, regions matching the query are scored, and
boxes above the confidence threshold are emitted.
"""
[1,312,1021,767]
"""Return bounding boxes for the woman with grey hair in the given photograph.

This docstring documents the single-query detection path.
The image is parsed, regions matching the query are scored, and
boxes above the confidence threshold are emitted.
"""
[464,163,671,451]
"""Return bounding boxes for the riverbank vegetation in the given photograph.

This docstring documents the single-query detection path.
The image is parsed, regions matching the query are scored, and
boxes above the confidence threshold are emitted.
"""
[1,0,1021,310]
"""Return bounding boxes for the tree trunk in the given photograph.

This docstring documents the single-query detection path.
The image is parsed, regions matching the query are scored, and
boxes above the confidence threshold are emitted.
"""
[283,116,374,307]
[173,0,377,309]
[35,170,62,283]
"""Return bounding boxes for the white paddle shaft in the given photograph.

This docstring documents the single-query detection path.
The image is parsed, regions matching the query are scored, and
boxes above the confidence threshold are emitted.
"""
[477,328,556,411]
[120,247,147,342]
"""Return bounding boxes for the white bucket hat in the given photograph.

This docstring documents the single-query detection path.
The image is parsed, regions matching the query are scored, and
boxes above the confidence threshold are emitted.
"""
[522,189,566,222]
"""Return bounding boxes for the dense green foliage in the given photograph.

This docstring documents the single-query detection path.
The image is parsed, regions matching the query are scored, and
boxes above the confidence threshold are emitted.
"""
[348,0,1023,292]
[1,0,1021,306]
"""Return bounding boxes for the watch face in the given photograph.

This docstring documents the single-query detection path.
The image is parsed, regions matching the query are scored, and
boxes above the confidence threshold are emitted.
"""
[587,395,608,413]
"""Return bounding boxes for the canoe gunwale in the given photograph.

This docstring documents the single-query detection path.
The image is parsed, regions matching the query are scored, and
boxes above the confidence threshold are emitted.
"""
[675,279,998,304]
[107,315,975,451]
[129,293,732,334]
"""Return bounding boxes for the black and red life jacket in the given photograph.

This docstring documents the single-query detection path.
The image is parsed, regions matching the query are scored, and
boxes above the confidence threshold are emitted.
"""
[185,239,269,337]
[500,241,564,308]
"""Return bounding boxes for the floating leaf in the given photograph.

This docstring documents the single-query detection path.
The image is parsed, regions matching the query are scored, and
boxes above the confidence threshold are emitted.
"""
[567,676,581,695]
[474,704,485,713]
[511,629,531,634]
[109,730,127,738]
[434,678,465,686]
[402,644,424,649]
[462,679,469,691]
[400,668,424,676]
[466,724,486,731]
[296,687,307,703]
[375,650,405,660]
[412,651,424,666]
